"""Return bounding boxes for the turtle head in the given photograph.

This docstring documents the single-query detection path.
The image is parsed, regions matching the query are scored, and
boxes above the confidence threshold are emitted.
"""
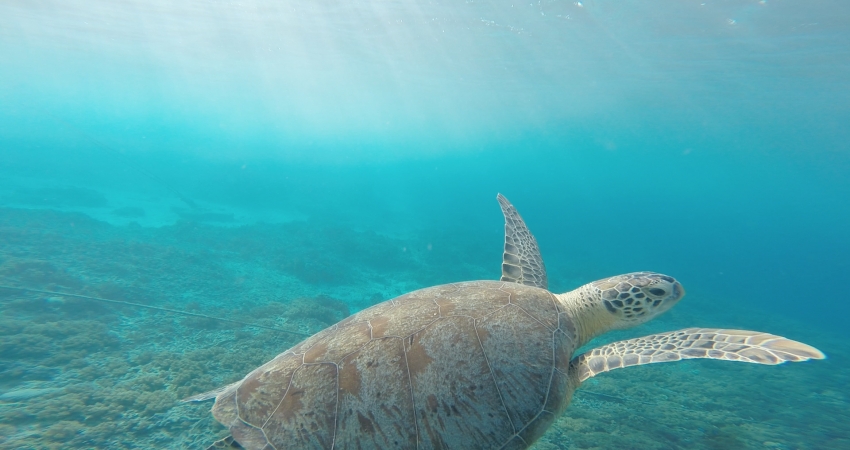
[590,272,685,330]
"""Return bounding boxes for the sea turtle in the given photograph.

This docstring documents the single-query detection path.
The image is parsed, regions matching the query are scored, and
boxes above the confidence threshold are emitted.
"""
[186,194,824,450]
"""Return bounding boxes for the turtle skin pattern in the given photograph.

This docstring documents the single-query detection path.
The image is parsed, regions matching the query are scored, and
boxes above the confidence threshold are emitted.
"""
[210,281,580,450]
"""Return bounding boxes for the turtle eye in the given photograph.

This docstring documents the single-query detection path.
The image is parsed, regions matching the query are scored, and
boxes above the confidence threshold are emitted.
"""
[649,288,666,296]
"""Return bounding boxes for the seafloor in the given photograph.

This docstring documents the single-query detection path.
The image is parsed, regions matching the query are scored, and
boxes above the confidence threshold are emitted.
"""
[0,206,847,450]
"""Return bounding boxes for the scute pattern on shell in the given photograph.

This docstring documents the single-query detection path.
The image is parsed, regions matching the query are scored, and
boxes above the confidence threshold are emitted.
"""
[210,280,579,450]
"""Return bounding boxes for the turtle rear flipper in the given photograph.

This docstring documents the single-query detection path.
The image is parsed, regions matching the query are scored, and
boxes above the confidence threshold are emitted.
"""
[571,328,825,382]
[182,382,239,403]
[207,436,243,449]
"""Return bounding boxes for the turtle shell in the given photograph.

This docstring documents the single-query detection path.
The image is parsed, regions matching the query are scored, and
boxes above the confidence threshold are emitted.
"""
[210,280,579,449]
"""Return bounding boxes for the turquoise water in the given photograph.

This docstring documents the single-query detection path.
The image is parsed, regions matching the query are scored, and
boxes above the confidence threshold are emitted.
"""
[1,1,848,449]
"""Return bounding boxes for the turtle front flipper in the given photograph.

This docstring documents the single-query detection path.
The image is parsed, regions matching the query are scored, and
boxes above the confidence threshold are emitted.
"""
[497,193,548,289]
[571,328,825,382]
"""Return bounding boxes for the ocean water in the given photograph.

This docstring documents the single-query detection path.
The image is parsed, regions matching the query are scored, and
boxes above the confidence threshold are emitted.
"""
[1,0,848,449]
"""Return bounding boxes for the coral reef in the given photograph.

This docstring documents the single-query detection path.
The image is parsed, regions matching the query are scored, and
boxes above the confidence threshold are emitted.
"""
[283,295,350,325]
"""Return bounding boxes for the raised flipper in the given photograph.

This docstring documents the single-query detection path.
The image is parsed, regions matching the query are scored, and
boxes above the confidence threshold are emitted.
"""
[571,328,825,382]
[497,193,548,289]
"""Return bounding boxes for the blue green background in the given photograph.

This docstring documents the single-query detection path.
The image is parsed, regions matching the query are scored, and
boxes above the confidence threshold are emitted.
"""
[1,1,848,448]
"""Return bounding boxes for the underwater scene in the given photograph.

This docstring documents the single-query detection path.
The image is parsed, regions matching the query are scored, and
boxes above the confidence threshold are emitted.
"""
[1,1,849,449]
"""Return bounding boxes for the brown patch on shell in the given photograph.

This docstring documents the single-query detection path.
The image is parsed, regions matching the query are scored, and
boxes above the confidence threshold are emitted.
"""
[276,385,304,423]
[288,328,328,355]
[369,315,390,338]
[338,356,362,399]
[233,352,304,429]
[435,298,456,315]
[373,295,439,337]
[303,342,329,364]
[434,284,510,319]
[409,316,512,448]
[357,411,375,434]
[303,320,372,363]
[404,331,434,378]
[337,337,416,448]
[263,363,337,449]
